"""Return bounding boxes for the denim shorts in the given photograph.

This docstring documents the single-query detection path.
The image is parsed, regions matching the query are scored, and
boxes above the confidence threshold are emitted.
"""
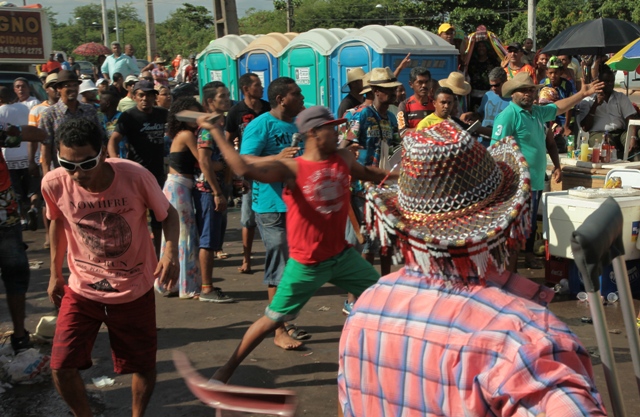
[240,189,256,228]
[0,224,30,294]
[193,191,223,250]
[255,212,288,286]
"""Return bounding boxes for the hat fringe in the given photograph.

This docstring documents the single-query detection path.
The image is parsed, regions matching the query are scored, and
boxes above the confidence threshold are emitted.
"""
[365,192,531,283]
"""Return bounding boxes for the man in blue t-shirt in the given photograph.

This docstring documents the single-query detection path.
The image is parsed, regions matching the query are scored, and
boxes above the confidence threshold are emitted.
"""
[240,77,308,349]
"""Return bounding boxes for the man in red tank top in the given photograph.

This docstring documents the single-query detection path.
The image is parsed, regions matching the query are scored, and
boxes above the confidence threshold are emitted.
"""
[195,106,397,383]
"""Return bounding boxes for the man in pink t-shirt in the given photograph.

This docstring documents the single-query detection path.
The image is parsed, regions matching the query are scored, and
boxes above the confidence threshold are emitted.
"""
[41,118,179,417]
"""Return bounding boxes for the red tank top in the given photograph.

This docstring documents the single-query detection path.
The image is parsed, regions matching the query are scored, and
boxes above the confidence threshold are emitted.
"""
[283,153,351,265]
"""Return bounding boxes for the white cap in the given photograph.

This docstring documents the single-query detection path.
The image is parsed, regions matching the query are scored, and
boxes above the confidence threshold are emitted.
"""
[79,79,97,94]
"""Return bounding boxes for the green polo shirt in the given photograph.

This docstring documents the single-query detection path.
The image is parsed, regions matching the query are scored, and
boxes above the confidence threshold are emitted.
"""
[491,102,557,190]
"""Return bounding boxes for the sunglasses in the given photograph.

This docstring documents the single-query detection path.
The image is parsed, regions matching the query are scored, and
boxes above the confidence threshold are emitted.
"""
[489,82,502,88]
[57,149,102,171]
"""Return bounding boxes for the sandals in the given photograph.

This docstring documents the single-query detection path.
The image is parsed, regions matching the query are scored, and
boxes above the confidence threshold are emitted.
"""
[237,265,253,274]
[215,251,229,260]
[284,324,312,341]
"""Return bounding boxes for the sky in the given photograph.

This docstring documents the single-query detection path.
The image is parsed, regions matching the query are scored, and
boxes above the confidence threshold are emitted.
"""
[31,0,273,24]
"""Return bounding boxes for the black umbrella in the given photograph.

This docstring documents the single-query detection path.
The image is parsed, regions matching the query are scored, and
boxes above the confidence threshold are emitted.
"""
[541,18,640,56]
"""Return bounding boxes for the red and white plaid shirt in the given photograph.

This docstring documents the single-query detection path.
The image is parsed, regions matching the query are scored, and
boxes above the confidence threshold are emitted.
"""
[338,268,606,417]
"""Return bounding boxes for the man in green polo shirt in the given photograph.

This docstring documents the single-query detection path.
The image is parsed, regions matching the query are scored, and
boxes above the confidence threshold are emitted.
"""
[492,72,603,271]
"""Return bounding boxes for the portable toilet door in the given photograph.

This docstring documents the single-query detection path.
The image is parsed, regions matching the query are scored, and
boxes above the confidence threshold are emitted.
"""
[329,25,458,114]
[196,34,255,101]
[279,28,355,109]
[237,33,298,101]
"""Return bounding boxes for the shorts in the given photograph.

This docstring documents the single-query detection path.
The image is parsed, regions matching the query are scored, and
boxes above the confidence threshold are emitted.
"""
[0,224,30,294]
[255,212,288,286]
[51,287,157,374]
[240,189,256,228]
[9,168,39,204]
[266,247,380,322]
[193,191,223,250]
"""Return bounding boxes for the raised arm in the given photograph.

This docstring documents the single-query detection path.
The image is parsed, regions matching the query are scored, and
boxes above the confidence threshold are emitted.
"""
[555,80,604,116]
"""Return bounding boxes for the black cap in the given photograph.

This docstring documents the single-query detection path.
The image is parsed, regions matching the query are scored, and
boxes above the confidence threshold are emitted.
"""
[133,80,157,93]
[507,42,524,52]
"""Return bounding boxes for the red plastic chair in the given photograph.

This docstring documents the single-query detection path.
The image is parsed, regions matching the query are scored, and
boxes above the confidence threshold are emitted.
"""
[172,350,298,417]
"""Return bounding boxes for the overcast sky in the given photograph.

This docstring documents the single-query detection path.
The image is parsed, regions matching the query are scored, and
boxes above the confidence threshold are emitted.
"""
[35,0,273,23]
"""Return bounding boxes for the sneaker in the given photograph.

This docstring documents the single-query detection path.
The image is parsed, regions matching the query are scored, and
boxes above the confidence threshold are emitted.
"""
[27,207,38,231]
[342,300,354,316]
[11,331,32,354]
[199,288,234,303]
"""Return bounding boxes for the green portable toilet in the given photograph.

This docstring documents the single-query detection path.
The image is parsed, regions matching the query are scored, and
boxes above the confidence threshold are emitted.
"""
[278,28,356,109]
[196,34,256,101]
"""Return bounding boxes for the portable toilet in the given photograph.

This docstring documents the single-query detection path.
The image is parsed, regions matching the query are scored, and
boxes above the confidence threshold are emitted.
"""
[279,28,356,108]
[237,33,298,101]
[196,34,256,101]
[329,25,458,114]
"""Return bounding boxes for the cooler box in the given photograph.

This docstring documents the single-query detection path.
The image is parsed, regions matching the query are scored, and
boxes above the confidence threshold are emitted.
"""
[545,191,640,260]
[568,258,640,298]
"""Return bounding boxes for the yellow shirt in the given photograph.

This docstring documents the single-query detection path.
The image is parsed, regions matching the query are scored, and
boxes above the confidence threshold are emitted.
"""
[416,113,447,130]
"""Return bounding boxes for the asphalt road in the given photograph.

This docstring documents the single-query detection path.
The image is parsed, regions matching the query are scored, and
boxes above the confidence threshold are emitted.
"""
[1,209,639,416]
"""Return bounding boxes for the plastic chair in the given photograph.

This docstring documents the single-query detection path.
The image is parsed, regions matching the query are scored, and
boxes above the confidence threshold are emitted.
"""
[604,168,640,187]
[172,350,298,417]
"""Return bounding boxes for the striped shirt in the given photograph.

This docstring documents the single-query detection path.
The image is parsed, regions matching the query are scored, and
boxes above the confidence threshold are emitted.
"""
[338,268,606,417]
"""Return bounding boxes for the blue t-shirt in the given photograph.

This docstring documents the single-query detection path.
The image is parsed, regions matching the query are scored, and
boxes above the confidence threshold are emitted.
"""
[478,91,511,128]
[240,112,301,213]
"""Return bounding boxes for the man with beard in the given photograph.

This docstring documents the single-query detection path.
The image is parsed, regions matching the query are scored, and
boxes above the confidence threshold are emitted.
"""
[397,67,434,137]
[492,73,603,271]
[39,71,103,173]
[107,80,168,257]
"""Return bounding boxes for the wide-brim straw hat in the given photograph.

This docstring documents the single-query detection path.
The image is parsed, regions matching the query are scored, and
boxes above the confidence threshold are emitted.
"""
[438,71,471,96]
[365,120,531,281]
[368,67,402,89]
[502,72,543,98]
[154,57,167,65]
[360,72,372,95]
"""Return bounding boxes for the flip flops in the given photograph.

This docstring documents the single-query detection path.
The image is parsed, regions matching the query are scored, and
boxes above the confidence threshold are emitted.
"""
[284,324,311,341]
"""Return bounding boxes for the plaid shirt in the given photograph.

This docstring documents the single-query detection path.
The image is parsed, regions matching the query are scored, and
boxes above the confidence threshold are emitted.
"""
[338,268,606,417]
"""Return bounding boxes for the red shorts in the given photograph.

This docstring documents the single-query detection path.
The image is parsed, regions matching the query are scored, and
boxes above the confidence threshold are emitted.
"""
[51,286,157,374]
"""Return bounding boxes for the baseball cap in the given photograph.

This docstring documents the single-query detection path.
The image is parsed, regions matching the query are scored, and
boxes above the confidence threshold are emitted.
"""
[125,75,139,84]
[507,42,524,52]
[133,80,157,93]
[295,106,346,134]
[438,23,455,34]
[96,78,108,86]
[547,56,564,69]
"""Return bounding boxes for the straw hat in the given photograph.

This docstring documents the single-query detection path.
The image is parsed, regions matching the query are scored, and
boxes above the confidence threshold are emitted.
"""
[44,73,58,89]
[501,72,543,98]
[368,67,402,89]
[438,72,471,96]
[341,67,366,93]
[360,72,372,95]
[154,57,167,65]
[365,121,531,280]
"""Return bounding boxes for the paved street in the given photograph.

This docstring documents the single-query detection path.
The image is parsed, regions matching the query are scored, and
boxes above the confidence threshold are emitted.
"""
[1,209,639,416]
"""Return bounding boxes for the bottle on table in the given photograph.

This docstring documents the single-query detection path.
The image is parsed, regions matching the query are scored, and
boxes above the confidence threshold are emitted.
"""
[592,138,601,163]
[602,130,611,163]
[580,135,590,162]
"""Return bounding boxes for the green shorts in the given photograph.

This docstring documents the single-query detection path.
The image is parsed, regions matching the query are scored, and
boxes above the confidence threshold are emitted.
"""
[265,247,380,322]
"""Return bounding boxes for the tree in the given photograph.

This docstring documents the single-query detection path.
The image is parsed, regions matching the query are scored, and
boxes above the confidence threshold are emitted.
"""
[155,3,217,59]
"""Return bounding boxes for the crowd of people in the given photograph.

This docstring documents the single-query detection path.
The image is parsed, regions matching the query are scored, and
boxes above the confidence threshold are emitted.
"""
[1,22,640,416]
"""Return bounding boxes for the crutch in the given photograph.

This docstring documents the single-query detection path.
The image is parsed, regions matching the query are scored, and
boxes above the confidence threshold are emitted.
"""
[570,197,640,417]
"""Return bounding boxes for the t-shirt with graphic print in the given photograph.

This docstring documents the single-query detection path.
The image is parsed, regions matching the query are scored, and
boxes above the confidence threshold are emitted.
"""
[115,106,168,185]
[225,100,271,148]
[42,159,170,304]
[240,112,301,214]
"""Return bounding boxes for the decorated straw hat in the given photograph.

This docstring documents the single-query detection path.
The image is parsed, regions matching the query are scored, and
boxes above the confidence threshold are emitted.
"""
[365,121,531,281]
[538,86,559,104]
[438,71,471,96]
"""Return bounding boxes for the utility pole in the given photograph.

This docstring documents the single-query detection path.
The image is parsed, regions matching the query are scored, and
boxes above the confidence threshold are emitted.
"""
[286,0,294,32]
[145,0,157,60]
[213,0,239,38]
[527,0,536,50]
[101,0,109,46]
[114,0,120,44]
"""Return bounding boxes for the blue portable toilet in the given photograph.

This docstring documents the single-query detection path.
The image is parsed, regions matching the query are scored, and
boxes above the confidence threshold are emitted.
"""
[237,33,298,101]
[196,34,256,101]
[329,25,459,114]
[278,28,356,109]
